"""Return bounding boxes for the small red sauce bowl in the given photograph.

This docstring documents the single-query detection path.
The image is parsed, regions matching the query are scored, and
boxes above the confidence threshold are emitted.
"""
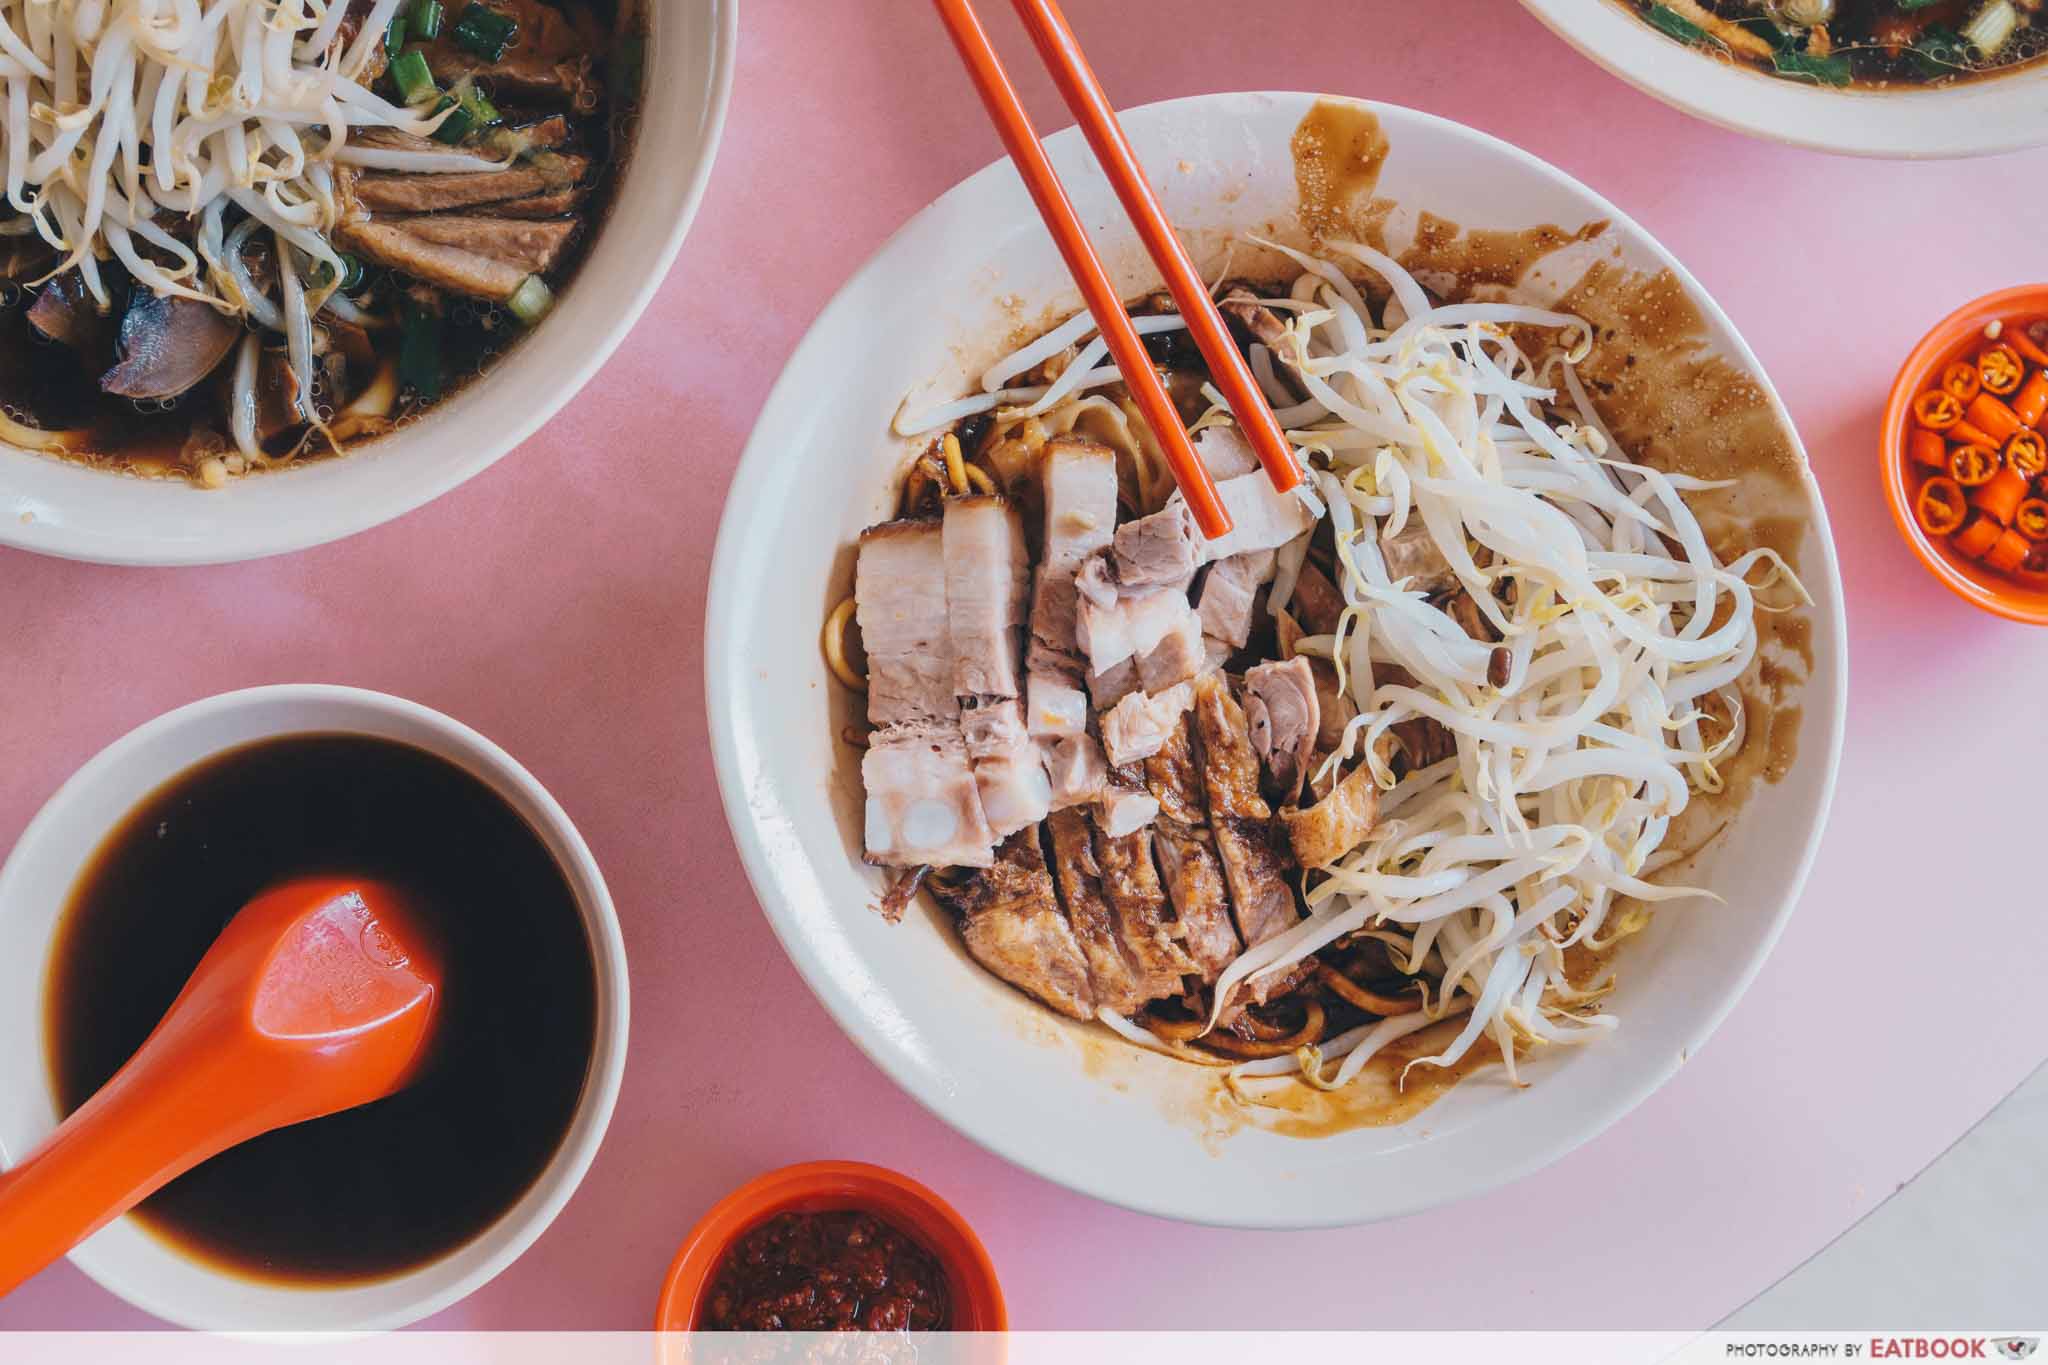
[654,1161,1006,1332]
[1881,283,2048,625]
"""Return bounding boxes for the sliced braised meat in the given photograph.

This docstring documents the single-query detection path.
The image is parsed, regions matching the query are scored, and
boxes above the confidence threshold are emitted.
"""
[1244,657,1319,805]
[425,0,602,110]
[860,724,996,869]
[26,274,113,356]
[942,496,1028,698]
[1095,766,1160,837]
[350,156,588,214]
[1046,808,1150,1014]
[1092,823,1195,998]
[1041,732,1108,809]
[1194,423,1261,479]
[101,294,239,400]
[490,186,590,219]
[855,518,956,727]
[1379,520,1459,594]
[1221,287,1288,350]
[1191,673,1300,954]
[1112,499,1200,589]
[931,829,1094,1020]
[1289,561,1346,635]
[1099,680,1193,769]
[1196,548,1275,649]
[1143,717,1242,982]
[1280,763,1380,868]
[336,220,528,302]
[1026,437,1118,737]
[385,216,577,274]
[1200,470,1316,564]
[501,113,572,150]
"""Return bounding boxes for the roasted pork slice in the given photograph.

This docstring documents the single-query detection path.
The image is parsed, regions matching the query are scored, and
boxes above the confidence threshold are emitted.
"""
[1087,658,1142,710]
[1196,548,1276,649]
[855,519,955,729]
[1100,681,1194,768]
[1041,733,1108,809]
[349,157,589,214]
[1200,470,1316,564]
[943,496,1029,699]
[384,216,578,274]
[1046,808,1151,1014]
[1244,658,1320,805]
[1280,764,1380,868]
[335,220,530,301]
[861,724,996,868]
[960,699,1049,837]
[1144,717,1242,982]
[1112,499,1200,589]
[930,828,1095,1020]
[1192,674,1300,950]
[1379,520,1459,594]
[1092,823,1196,997]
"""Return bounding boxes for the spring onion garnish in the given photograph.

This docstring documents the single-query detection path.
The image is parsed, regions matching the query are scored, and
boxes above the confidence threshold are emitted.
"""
[399,296,445,400]
[450,4,518,62]
[1962,0,2019,56]
[389,49,439,107]
[506,275,554,326]
[1770,48,1853,84]
[1642,3,1712,46]
[386,17,409,59]
[411,0,447,42]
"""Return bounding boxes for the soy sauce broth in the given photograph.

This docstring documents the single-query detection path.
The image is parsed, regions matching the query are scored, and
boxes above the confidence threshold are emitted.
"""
[43,733,598,1286]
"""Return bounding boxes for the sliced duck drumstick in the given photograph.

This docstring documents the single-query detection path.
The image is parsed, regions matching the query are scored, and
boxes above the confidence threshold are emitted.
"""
[350,156,589,214]
[1045,808,1152,1015]
[929,828,1095,1020]
[1280,763,1381,869]
[383,216,578,274]
[1092,820,1195,1001]
[1143,716,1242,983]
[1191,673,1300,958]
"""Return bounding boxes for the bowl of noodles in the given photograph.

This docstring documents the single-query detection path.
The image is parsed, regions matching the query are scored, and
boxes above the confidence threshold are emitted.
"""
[706,92,1847,1227]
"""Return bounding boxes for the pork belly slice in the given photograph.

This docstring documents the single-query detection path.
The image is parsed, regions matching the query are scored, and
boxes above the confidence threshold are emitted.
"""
[930,828,1095,1020]
[1093,823,1196,996]
[943,496,1029,699]
[1281,763,1380,869]
[1191,674,1300,952]
[961,700,1051,837]
[1200,470,1316,564]
[861,724,996,868]
[1046,808,1154,1014]
[856,519,956,729]
[1077,585,1204,702]
[1041,733,1109,809]
[1025,439,1119,728]
[1196,548,1277,649]
[1025,670,1089,739]
[1144,717,1242,982]
[1244,657,1320,806]
[1100,681,1194,769]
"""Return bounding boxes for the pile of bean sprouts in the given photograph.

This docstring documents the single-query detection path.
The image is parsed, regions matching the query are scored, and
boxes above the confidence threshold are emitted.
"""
[903,238,1807,1094]
[0,0,463,453]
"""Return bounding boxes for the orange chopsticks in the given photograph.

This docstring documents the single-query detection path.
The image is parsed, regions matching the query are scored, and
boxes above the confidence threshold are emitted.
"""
[930,0,1302,539]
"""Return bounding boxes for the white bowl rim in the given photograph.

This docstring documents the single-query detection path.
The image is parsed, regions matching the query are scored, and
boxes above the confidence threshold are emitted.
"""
[0,0,739,567]
[704,91,1850,1228]
[0,684,632,1328]
[1518,0,2048,159]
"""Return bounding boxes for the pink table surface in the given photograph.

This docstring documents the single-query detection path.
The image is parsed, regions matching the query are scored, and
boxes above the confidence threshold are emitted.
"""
[5,0,2048,1333]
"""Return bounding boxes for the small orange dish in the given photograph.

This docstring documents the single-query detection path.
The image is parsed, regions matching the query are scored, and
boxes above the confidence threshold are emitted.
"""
[654,1161,1006,1333]
[1883,285,2048,625]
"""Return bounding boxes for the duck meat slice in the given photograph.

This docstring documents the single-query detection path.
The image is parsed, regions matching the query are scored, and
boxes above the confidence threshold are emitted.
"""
[930,828,1095,1020]
[1195,548,1276,650]
[425,0,602,110]
[855,518,956,729]
[26,273,114,357]
[1244,657,1320,806]
[100,293,239,400]
[1143,717,1242,982]
[335,220,529,302]
[381,215,578,274]
[1099,680,1193,769]
[488,186,590,219]
[1191,673,1300,953]
[1045,808,1150,1015]
[1280,762,1380,869]
[861,723,996,869]
[1288,561,1346,635]
[1092,822,1195,998]
[350,156,589,214]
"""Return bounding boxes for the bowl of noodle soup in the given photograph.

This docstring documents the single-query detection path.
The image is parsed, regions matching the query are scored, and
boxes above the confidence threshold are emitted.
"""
[706,92,1847,1227]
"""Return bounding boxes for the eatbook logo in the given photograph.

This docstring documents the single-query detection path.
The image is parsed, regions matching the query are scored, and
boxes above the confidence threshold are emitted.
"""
[1996,1342,2038,1361]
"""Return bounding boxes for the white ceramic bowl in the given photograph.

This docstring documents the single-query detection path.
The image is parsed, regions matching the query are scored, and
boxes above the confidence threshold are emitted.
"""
[0,686,630,1329]
[1520,0,2048,158]
[0,0,737,566]
[706,92,1848,1228]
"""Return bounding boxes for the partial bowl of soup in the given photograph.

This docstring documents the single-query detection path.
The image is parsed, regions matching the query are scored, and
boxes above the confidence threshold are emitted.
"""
[1519,0,2048,157]
[705,92,1849,1228]
[0,685,630,1330]
[0,0,735,565]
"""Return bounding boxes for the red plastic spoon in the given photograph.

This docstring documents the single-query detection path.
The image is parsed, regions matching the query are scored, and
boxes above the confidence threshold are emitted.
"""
[0,877,443,1297]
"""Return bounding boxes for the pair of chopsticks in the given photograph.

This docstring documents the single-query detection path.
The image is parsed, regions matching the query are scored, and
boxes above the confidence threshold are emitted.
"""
[930,0,1300,541]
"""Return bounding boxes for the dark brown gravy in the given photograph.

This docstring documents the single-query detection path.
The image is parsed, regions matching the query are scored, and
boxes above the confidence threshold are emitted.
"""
[44,733,597,1286]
